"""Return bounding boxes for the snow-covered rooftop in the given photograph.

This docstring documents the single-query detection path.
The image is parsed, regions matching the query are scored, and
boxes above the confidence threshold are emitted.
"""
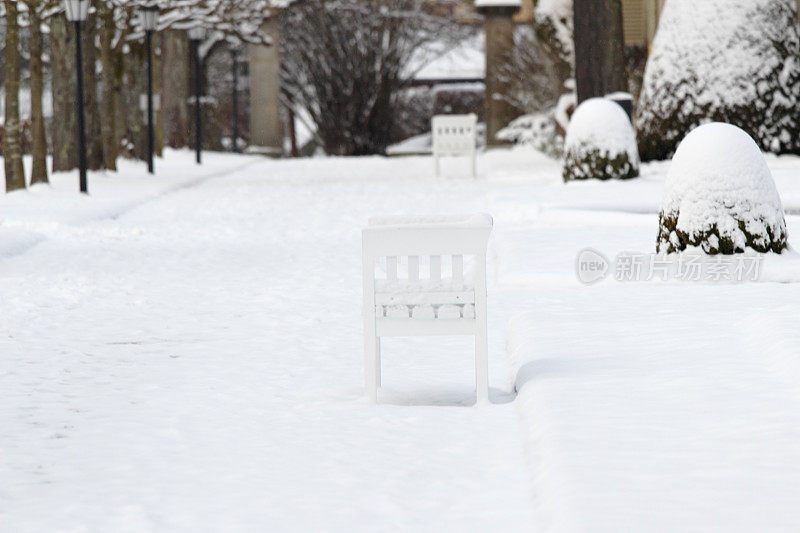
[408,34,485,82]
[475,0,521,6]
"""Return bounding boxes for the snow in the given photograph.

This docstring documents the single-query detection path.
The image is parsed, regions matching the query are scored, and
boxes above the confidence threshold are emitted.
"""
[647,0,787,110]
[475,0,521,7]
[564,97,639,163]
[534,0,573,59]
[387,122,486,157]
[498,104,569,158]
[535,0,571,21]
[5,147,800,530]
[659,123,787,252]
[368,213,492,228]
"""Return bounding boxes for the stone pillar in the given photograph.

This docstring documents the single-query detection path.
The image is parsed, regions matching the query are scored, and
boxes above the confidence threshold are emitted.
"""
[477,1,520,146]
[248,17,283,156]
[514,0,535,23]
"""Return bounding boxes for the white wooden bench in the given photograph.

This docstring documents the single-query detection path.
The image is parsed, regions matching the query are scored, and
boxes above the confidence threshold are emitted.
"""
[432,114,478,178]
[362,214,493,403]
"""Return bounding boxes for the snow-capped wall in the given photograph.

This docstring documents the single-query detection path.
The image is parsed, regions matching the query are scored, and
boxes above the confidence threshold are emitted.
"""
[657,123,787,254]
[636,0,800,161]
[562,97,639,181]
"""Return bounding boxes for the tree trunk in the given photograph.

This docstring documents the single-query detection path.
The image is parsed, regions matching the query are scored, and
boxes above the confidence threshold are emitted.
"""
[82,12,104,170]
[51,15,77,172]
[4,0,26,191]
[160,30,191,148]
[99,6,118,171]
[154,41,164,158]
[27,2,48,184]
[125,42,148,162]
[573,0,628,103]
[113,43,127,155]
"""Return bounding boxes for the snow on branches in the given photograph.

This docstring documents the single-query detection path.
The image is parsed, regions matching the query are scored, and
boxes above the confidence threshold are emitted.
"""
[636,0,800,161]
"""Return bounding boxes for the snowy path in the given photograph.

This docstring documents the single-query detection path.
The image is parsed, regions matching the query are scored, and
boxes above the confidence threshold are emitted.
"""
[4,149,800,531]
[0,153,535,531]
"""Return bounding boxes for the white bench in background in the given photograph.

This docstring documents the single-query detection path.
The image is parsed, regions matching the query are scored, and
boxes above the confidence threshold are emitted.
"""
[362,214,493,403]
[432,114,478,178]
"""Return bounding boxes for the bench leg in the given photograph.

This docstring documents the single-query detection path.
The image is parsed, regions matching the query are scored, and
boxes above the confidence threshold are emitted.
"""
[375,337,381,388]
[475,331,488,404]
[365,331,378,403]
[475,254,488,404]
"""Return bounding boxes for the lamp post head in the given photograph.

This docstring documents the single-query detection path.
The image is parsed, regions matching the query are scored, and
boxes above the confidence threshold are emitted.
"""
[139,4,160,32]
[188,24,206,42]
[63,0,90,22]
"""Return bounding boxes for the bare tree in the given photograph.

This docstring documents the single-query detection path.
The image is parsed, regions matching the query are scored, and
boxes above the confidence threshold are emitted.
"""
[497,24,572,114]
[4,0,26,191]
[51,14,78,172]
[81,12,104,170]
[160,29,191,148]
[282,0,469,155]
[22,0,56,184]
[98,2,123,170]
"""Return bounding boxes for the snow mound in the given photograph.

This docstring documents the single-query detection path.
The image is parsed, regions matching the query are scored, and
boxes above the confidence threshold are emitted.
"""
[562,97,639,182]
[657,123,788,255]
[635,0,800,161]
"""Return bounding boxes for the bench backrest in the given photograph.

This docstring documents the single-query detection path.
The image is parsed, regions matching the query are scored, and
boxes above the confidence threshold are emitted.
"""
[362,215,491,320]
[432,114,477,157]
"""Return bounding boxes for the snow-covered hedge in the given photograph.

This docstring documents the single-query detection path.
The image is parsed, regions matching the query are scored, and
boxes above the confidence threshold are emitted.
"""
[656,123,788,255]
[635,0,800,161]
[562,98,639,182]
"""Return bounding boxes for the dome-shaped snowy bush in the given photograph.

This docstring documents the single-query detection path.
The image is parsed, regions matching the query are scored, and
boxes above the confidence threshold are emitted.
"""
[636,0,800,161]
[562,98,639,182]
[656,123,788,255]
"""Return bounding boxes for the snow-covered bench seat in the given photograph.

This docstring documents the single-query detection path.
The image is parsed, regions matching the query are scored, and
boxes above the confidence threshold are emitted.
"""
[362,214,493,403]
[432,114,478,178]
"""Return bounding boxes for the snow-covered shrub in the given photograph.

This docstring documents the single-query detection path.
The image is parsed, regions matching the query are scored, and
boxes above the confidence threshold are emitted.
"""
[656,123,788,255]
[498,111,564,158]
[499,88,575,158]
[635,0,800,161]
[562,98,639,182]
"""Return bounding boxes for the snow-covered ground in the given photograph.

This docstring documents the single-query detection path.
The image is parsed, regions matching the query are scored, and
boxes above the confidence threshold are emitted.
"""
[3,148,800,531]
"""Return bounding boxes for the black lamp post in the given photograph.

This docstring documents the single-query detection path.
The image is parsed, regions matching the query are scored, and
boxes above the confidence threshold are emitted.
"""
[64,0,90,194]
[188,25,205,164]
[139,4,160,174]
[230,42,242,153]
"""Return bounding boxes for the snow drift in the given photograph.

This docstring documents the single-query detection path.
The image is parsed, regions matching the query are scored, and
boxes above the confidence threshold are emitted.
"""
[656,123,787,255]
[562,97,639,182]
